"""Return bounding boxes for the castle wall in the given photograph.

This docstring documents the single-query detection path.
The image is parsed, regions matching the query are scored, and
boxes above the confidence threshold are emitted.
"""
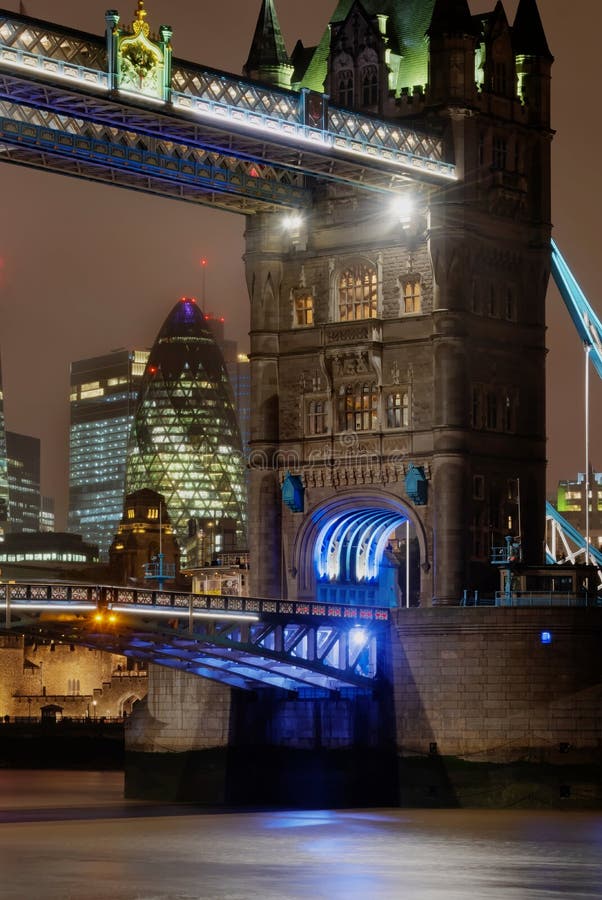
[0,641,147,719]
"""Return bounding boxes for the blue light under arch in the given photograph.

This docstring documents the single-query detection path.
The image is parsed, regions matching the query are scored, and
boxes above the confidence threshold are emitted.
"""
[315,507,408,583]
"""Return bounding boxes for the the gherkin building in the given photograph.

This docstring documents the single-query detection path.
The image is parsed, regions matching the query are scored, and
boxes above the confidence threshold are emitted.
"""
[125,297,247,556]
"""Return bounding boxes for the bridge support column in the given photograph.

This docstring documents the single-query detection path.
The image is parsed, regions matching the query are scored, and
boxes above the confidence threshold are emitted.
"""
[124,664,232,802]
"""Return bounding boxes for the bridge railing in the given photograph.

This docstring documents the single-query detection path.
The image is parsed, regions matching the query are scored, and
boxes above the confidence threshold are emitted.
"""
[0,11,455,181]
[0,581,390,623]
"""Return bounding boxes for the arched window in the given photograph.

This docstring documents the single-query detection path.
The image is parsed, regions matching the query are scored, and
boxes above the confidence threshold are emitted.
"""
[361,65,378,106]
[401,278,421,315]
[386,392,409,428]
[338,383,378,431]
[338,265,378,321]
[336,69,354,107]
[307,400,327,435]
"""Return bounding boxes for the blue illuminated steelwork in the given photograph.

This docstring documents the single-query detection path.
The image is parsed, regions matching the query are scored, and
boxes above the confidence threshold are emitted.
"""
[0,580,388,691]
[315,507,407,583]
[551,240,602,378]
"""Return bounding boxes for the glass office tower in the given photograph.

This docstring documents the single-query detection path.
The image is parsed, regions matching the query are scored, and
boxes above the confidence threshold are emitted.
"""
[6,431,41,532]
[125,298,247,555]
[68,349,148,557]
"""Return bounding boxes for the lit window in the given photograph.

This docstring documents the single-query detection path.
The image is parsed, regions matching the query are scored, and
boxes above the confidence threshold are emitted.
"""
[294,293,314,327]
[401,278,421,315]
[338,265,378,321]
[386,392,409,428]
[127,508,135,519]
[147,508,159,520]
[338,383,378,432]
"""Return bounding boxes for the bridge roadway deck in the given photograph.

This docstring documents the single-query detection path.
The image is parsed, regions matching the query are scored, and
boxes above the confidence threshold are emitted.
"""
[1,581,389,694]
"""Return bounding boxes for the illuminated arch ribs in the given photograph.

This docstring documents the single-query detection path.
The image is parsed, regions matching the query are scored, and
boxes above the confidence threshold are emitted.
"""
[316,507,408,584]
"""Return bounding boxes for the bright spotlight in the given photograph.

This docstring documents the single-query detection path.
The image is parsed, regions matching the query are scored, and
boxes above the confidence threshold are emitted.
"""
[391,195,414,227]
[349,625,368,648]
[283,214,303,232]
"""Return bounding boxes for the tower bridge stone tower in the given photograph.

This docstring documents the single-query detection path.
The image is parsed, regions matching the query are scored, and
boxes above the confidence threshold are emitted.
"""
[245,0,552,605]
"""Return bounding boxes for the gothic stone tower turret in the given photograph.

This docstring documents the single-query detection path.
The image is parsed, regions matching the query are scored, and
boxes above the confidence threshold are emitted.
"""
[245,0,552,605]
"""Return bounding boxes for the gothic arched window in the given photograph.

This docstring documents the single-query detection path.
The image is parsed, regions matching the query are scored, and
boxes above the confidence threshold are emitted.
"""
[336,69,354,107]
[338,265,378,321]
[360,64,378,106]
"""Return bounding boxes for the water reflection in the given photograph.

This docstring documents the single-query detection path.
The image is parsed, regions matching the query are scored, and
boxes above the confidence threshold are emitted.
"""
[0,771,600,899]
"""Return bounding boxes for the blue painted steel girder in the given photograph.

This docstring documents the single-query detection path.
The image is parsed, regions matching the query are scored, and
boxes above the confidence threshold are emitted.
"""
[0,104,307,213]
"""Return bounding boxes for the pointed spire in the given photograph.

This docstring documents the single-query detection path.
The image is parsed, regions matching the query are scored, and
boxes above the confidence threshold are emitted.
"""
[513,0,552,60]
[244,0,294,88]
[428,0,477,37]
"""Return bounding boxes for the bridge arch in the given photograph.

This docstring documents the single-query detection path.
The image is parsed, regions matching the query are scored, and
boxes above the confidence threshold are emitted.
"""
[292,489,429,606]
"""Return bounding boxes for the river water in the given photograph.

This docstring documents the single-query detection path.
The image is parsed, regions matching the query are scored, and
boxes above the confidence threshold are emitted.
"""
[0,770,601,899]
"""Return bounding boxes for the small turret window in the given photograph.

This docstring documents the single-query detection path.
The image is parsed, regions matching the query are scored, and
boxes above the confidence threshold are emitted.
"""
[294,293,314,327]
[307,400,327,435]
[386,392,409,428]
[400,277,422,315]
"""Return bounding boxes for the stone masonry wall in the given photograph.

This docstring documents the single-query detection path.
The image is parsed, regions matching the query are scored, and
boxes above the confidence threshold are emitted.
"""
[392,608,602,761]
[126,664,231,754]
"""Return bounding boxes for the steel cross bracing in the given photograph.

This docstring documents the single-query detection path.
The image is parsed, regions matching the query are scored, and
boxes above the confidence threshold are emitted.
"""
[545,501,602,591]
[0,582,388,692]
[0,9,456,212]
[0,100,306,213]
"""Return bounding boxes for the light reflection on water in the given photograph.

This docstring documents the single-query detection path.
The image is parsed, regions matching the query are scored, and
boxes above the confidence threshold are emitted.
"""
[0,771,601,899]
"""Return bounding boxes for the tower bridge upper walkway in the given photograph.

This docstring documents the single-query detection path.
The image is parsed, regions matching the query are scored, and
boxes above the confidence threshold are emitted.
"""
[0,7,455,214]
[0,581,389,693]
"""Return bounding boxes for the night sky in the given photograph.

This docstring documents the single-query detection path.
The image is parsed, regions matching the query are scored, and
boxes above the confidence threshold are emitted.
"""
[0,0,600,527]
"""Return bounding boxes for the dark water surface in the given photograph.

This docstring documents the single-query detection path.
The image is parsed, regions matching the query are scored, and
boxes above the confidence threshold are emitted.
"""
[0,770,601,899]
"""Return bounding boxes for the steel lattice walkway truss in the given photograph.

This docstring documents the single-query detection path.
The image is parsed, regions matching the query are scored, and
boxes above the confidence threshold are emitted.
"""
[0,582,388,693]
[0,7,456,214]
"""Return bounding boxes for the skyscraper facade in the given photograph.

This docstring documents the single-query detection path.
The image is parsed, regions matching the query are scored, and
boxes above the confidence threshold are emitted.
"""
[68,349,148,557]
[204,315,251,458]
[6,430,41,533]
[125,298,247,557]
[0,363,10,536]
